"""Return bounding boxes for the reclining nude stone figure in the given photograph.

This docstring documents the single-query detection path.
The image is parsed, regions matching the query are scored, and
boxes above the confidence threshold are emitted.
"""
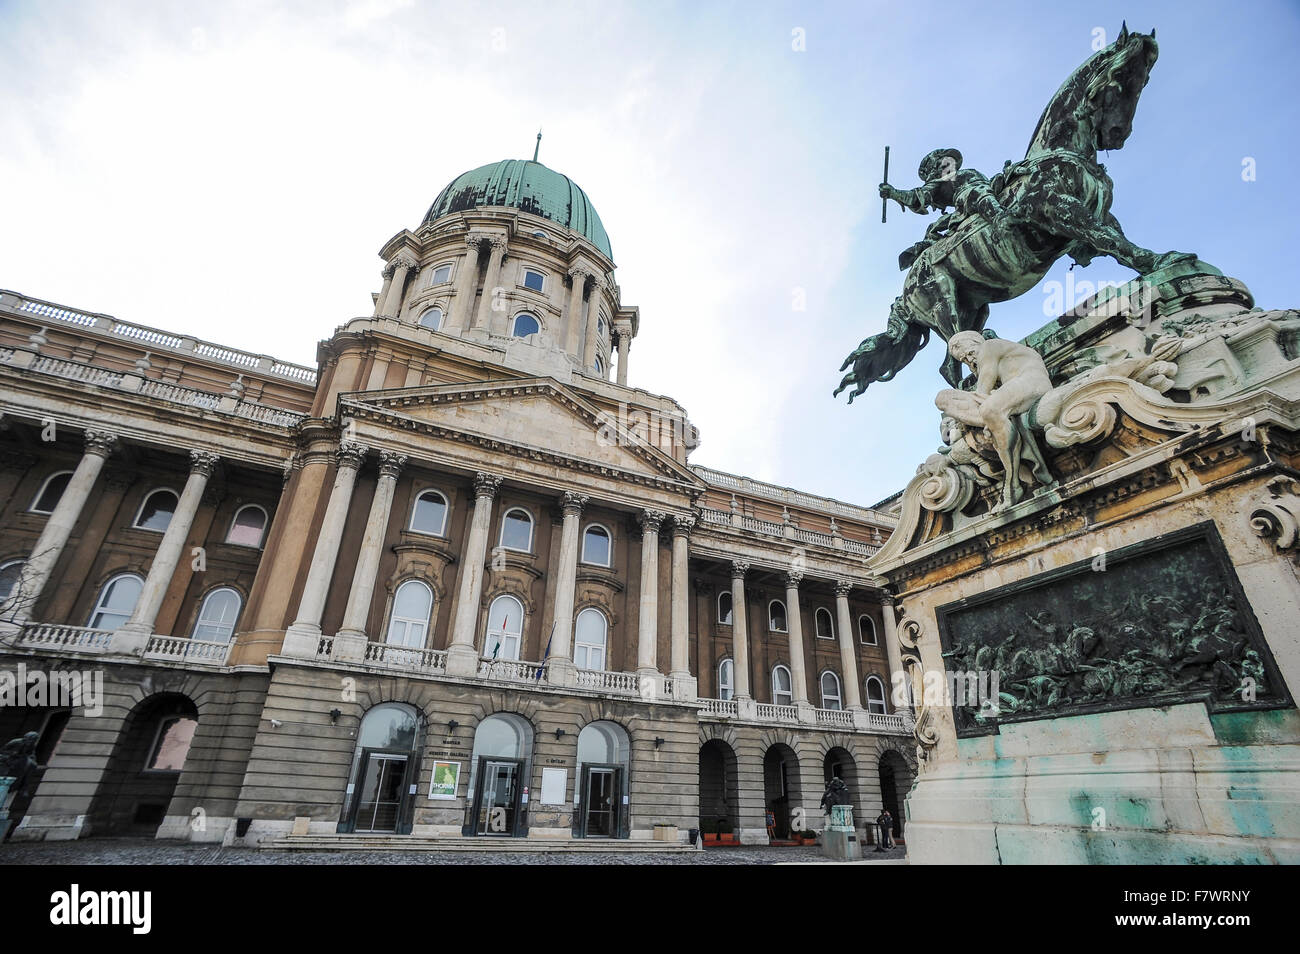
[935,331,1054,509]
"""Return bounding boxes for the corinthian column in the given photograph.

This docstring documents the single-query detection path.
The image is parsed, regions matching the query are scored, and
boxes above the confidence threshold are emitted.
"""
[114,450,221,653]
[472,237,506,332]
[563,266,591,356]
[546,492,587,687]
[834,580,864,710]
[668,515,694,684]
[4,430,116,627]
[636,510,664,676]
[785,570,812,710]
[380,254,417,318]
[334,451,407,660]
[443,235,483,335]
[615,333,630,387]
[582,281,605,371]
[281,443,368,657]
[730,561,752,703]
[445,472,502,675]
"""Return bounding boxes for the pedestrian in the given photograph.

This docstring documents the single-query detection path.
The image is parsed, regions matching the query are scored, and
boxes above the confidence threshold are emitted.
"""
[875,808,893,851]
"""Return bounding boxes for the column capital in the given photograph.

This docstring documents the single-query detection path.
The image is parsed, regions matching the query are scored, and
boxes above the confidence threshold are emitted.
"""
[639,509,665,534]
[834,579,854,599]
[786,569,804,588]
[671,514,696,537]
[189,450,220,478]
[337,442,368,470]
[388,254,418,275]
[473,472,503,499]
[880,594,896,607]
[561,492,589,516]
[378,451,408,478]
[465,233,488,249]
[486,236,508,252]
[730,560,750,579]
[567,265,593,283]
[83,429,119,459]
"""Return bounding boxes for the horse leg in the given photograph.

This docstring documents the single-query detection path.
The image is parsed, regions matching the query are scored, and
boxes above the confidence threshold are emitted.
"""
[910,263,967,385]
[1037,197,1193,274]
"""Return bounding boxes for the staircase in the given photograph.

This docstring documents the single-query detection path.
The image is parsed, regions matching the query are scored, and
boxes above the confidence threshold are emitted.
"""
[260,833,700,853]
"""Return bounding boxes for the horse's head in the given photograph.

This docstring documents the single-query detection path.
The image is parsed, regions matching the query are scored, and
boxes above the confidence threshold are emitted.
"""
[1027,24,1159,158]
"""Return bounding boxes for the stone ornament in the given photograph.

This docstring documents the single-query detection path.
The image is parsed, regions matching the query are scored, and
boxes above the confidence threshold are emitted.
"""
[834,580,853,598]
[786,569,804,588]
[671,514,696,536]
[377,451,408,478]
[336,442,368,469]
[638,509,665,534]
[83,429,119,458]
[473,472,502,498]
[560,491,589,516]
[189,450,221,477]
[730,560,749,579]
[1249,475,1300,555]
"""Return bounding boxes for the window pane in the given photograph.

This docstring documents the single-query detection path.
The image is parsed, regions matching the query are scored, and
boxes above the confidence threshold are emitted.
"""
[0,561,23,602]
[194,588,241,642]
[581,526,610,565]
[816,608,833,638]
[859,615,876,644]
[226,506,266,546]
[575,609,607,670]
[419,307,443,330]
[149,717,197,771]
[770,601,787,631]
[136,490,178,531]
[90,575,142,629]
[512,314,539,337]
[500,510,532,551]
[431,265,451,284]
[718,592,732,625]
[33,472,72,513]
[359,705,417,750]
[523,270,544,291]
[411,492,447,534]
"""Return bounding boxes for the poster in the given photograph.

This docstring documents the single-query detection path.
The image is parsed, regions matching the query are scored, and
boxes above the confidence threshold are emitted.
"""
[427,760,461,799]
[540,767,567,806]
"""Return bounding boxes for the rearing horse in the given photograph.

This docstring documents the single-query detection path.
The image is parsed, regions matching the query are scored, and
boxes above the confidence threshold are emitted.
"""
[835,25,1195,400]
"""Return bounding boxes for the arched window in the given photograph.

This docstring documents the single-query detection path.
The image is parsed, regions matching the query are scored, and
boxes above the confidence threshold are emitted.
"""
[89,573,143,630]
[512,313,540,337]
[485,594,524,660]
[581,524,611,566]
[410,490,448,536]
[717,591,733,625]
[820,670,843,711]
[772,664,793,706]
[593,356,604,376]
[192,587,241,642]
[427,263,452,286]
[0,559,23,604]
[718,659,734,701]
[135,489,179,532]
[865,675,888,715]
[859,614,878,645]
[226,505,267,547]
[597,317,605,337]
[815,607,835,639]
[574,607,608,671]
[499,507,533,552]
[418,306,443,330]
[30,471,73,514]
[386,580,433,648]
[522,268,545,292]
[769,600,787,633]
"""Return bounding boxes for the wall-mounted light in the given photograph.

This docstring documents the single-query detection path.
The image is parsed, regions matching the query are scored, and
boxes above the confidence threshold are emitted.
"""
[329,708,341,725]
[555,728,567,740]
[654,737,666,748]
[447,720,459,733]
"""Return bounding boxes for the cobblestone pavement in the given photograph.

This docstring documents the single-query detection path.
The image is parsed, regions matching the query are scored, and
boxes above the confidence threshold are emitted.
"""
[1,838,908,865]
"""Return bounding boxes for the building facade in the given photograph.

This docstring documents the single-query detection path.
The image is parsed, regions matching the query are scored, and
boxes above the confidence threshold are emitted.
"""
[0,158,914,847]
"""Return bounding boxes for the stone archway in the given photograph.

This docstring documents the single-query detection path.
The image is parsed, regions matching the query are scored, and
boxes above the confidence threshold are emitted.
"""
[878,749,911,841]
[762,742,801,840]
[822,745,861,826]
[87,693,198,836]
[698,738,738,836]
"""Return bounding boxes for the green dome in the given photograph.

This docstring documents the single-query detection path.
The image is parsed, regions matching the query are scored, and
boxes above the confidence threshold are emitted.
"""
[422,159,612,260]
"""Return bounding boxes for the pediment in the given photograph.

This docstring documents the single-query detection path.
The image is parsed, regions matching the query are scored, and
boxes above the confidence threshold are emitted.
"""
[341,378,703,489]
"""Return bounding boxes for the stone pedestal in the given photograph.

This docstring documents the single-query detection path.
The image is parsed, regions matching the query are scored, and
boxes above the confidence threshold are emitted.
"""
[822,827,860,861]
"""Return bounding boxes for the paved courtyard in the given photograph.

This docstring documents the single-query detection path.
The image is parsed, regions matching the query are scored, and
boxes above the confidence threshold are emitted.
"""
[1,838,908,865]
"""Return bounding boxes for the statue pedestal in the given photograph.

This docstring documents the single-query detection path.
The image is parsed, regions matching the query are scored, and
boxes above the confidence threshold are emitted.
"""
[821,827,859,861]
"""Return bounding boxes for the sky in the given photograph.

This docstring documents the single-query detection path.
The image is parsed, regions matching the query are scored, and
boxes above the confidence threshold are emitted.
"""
[2,0,1297,508]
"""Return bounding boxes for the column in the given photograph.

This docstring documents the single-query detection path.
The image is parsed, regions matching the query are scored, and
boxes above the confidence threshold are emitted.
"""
[446,472,502,675]
[668,516,694,690]
[615,333,630,386]
[730,561,752,704]
[379,254,417,318]
[373,268,393,318]
[582,282,604,371]
[333,451,407,660]
[472,237,506,332]
[879,596,909,713]
[563,266,591,356]
[114,450,220,651]
[835,580,864,710]
[546,491,587,686]
[4,429,116,627]
[444,235,482,335]
[785,570,812,712]
[636,510,664,676]
[281,442,368,657]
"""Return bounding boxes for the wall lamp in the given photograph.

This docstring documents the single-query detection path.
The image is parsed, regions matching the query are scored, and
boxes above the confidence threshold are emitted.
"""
[447,720,459,733]
[555,728,567,740]
[654,737,666,748]
[329,708,341,725]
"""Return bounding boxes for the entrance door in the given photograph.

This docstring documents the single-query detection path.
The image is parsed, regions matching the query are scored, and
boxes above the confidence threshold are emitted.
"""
[475,758,521,836]
[356,753,408,833]
[584,768,616,837]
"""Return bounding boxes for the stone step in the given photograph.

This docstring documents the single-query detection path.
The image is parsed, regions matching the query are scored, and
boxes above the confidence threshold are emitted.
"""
[260,834,700,853]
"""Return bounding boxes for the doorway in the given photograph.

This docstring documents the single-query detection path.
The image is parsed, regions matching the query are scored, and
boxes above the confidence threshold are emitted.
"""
[473,757,523,836]
[579,764,623,837]
[354,752,409,833]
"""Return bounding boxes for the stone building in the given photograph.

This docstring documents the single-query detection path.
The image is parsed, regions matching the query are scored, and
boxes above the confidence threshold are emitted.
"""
[0,158,915,847]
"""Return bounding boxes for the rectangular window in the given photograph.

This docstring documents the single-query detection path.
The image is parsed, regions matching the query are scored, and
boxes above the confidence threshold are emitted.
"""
[523,269,544,292]
[429,264,452,285]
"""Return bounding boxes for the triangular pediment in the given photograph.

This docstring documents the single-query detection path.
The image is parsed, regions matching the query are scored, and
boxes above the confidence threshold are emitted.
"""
[341,377,703,489]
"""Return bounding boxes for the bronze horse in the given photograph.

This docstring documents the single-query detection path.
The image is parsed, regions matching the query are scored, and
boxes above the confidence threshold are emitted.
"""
[835,25,1195,399]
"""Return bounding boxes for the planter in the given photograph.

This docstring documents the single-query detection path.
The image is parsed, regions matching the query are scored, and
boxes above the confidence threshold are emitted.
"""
[653,824,679,842]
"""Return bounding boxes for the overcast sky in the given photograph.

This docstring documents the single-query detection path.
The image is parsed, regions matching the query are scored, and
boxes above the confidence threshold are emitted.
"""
[2,0,1296,507]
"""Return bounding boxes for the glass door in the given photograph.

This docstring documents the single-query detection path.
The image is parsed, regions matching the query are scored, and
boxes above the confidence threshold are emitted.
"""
[584,768,616,837]
[356,754,408,833]
[475,759,520,836]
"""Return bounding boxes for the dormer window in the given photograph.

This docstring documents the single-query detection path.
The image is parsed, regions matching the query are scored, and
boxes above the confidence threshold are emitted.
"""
[522,269,545,292]
[512,314,540,338]
[428,264,452,286]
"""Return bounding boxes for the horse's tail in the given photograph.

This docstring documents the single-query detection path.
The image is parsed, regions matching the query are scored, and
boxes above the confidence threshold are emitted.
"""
[833,322,930,404]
